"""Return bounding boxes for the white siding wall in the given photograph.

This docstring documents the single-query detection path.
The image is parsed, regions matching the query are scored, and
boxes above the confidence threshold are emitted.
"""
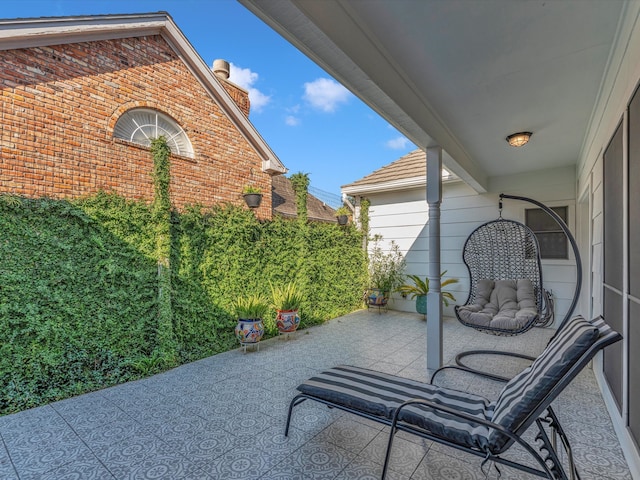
[574,3,640,475]
[366,166,577,325]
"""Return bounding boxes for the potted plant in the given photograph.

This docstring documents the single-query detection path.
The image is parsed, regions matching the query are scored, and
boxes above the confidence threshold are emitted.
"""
[396,271,459,315]
[242,185,262,208]
[335,206,350,225]
[367,236,406,309]
[233,294,269,348]
[270,281,304,333]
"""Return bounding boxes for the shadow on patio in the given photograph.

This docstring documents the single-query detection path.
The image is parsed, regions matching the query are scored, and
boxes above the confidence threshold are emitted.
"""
[0,310,631,479]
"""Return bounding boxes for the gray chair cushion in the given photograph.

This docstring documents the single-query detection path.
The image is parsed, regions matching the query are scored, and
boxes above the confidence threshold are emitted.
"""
[297,365,494,450]
[488,315,599,451]
[456,279,538,330]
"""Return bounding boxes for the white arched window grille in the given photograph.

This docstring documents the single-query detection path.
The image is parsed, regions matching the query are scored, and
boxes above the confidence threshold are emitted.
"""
[113,108,194,158]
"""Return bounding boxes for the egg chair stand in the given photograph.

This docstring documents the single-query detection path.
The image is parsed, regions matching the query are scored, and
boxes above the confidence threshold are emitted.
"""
[454,193,582,380]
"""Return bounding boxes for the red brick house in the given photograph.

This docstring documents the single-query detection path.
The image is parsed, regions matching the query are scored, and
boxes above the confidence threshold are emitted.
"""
[0,12,286,218]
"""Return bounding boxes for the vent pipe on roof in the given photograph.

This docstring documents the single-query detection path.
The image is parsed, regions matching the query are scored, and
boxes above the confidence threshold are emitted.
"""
[212,59,230,79]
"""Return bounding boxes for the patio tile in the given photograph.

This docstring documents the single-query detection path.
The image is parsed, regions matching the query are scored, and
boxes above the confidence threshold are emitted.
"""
[279,438,356,479]
[51,393,130,432]
[569,440,633,480]
[361,431,428,478]
[170,424,237,463]
[127,402,194,429]
[223,409,281,437]
[5,428,94,479]
[257,397,293,418]
[367,361,404,375]
[0,405,66,442]
[118,450,211,479]
[196,446,284,479]
[335,455,410,480]
[314,418,380,454]
[100,382,166,411]
[0,312,633,479]
[144,412,214,444]
[20,450,115,480]
[412,447,488,480]
[243,423,315,455]
[91,429,174,471]
[287,403,343,434]
[0,444,18,480]
[259,460,305,479]
[78,416,151,450]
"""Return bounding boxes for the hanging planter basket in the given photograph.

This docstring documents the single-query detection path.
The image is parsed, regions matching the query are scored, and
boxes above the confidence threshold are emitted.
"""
[337,215,349,225]
[243,193,263,208]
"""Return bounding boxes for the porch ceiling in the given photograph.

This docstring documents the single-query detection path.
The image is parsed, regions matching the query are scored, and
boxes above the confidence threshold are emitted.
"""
[239,0,626,193]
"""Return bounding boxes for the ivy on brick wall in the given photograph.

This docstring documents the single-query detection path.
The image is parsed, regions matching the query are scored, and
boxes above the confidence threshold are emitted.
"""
[0,193,367,414]
[150,136,176,365]
[360,197,371,251]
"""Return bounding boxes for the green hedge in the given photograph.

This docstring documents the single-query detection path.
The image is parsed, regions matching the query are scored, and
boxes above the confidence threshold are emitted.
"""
[0,193,367,414]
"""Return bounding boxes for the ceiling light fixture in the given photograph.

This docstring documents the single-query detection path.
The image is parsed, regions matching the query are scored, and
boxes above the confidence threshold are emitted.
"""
[506,132,532,147]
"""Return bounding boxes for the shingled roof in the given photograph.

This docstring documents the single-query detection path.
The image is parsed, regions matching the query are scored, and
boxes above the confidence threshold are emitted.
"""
[341,149,455,195]
[272,175,338,223]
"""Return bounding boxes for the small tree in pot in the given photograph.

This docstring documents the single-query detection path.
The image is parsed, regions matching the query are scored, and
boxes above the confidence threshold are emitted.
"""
[367,236,405,309]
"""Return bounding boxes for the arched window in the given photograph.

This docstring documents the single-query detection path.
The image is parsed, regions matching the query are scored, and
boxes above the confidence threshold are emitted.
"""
[113,108,194,158]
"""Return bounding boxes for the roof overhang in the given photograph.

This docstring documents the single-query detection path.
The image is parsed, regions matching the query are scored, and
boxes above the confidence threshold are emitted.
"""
[342,173,460,197]
[239,0,630,192]
[0,12,286,175]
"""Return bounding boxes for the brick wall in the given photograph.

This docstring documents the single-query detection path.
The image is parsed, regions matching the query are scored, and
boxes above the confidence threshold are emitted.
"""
[0,35,272,218]
[220,80,251,117]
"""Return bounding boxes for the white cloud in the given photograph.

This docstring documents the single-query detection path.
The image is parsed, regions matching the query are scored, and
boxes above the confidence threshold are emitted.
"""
[227,63,271,113]
[285,115,300,126]
[386,136,411,149]
[303,78,350,112]
[248,89,271,112]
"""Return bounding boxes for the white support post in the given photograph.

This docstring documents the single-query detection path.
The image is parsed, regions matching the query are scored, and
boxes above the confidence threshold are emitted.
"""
[426,146,443,371]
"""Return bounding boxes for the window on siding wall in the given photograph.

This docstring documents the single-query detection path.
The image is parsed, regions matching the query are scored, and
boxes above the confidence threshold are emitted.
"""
[113,108,194,158]
[525,206,568,259]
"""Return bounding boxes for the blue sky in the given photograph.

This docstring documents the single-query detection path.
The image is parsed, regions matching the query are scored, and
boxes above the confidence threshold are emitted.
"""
[3,0,416,197]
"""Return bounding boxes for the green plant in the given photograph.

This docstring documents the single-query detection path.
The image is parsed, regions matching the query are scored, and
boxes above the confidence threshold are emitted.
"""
[368,235,405,293]
[270,281,304,311]
[150,136,176,357]
[335,206,350,217]
[289,172,310,222]
[360,197,370,248]
[0,194,368,415]
[396,272,459,306]
[233,294,270,319]
[242,185,262,194]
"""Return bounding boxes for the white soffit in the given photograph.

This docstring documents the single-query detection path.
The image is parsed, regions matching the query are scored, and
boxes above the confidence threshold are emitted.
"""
[240,0,627,192]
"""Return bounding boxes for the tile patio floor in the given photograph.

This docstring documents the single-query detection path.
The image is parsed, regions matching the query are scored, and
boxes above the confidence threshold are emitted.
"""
[0,310,632,479]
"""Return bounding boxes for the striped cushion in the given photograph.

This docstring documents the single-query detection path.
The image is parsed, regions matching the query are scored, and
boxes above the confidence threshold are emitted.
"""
[489,315,598,451]
[297,365,494,450]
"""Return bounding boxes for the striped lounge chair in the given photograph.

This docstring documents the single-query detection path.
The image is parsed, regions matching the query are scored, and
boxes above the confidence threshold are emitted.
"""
[285,316,621,479]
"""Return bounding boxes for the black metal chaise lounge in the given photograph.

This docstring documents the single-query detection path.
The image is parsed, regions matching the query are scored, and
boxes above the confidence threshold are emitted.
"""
[285,315,621,479]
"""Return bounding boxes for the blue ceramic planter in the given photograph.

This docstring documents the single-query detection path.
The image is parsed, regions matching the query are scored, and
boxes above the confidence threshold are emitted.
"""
[415,295,427,315]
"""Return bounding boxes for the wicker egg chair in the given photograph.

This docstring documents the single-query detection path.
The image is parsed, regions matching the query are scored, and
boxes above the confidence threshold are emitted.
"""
[454,218,554,335]
[454,194,582,379]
